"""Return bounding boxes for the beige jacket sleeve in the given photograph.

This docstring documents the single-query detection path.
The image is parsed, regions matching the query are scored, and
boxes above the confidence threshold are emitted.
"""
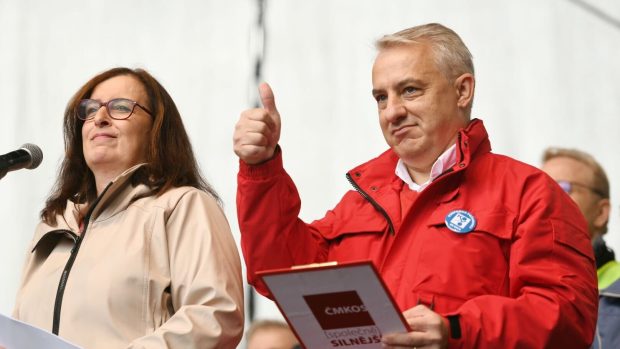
[127,189,244,349]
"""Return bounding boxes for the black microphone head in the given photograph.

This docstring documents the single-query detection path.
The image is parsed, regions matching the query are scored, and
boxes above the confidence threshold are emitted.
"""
[20,143,43,169]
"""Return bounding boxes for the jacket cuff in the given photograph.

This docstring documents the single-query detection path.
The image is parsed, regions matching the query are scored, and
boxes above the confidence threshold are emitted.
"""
[445,314,462,348]
[447,315,461,339]
[238,146,283,179]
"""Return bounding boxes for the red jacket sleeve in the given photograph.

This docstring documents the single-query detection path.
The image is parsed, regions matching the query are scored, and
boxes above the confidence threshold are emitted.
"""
[448,174,598,349]
[236,149,330,297]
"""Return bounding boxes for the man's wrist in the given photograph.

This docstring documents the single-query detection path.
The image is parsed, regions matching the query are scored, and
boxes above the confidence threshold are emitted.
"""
[239,145,283,179]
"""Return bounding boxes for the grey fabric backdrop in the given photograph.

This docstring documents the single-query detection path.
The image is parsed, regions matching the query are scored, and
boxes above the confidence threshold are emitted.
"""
[1,0,619,330]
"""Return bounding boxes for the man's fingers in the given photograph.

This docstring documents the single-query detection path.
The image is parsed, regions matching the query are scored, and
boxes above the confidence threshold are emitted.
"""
[233,82,281,164]
[390,305,448,348]
[259,82,278,115]
[257,82,281,140]
[241,110,277,133]
[403,304,429,318]
[236,144,270,161]
[235,130,270,147]
[381,331,427,348]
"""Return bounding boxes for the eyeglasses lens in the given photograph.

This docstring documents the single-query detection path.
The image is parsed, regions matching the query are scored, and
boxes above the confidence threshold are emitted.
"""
[77,99,135,120]
[557,181,572,194]
[78,100,100,120]
[107,99,134,119]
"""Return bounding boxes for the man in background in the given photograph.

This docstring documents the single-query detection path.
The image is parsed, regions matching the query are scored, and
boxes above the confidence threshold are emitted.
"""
[542,147,620,349]
[246,319,299,349]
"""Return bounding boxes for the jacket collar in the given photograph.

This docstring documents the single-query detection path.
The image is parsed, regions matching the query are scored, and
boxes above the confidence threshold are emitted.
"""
[452,118,491,169]
[347,118,491,188]
[344,119,491,231]
[33,164,152,241]
[87,163,152,222]
[593,235,616,269]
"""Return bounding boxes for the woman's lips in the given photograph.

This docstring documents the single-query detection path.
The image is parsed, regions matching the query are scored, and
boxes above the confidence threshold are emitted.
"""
[92,133,116,141]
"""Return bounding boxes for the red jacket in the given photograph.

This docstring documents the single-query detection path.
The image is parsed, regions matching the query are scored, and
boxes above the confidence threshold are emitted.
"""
[237,119,597,348]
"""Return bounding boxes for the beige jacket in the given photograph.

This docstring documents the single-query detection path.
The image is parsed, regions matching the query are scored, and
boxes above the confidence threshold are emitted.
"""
[13,165,244,349]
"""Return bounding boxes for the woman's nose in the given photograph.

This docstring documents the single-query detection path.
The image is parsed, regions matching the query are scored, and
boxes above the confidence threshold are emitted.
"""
[93,106,111,127]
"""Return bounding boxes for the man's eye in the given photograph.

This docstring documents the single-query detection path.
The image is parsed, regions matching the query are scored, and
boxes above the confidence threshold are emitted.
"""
[374,94,387,103]
[403,86,417,95]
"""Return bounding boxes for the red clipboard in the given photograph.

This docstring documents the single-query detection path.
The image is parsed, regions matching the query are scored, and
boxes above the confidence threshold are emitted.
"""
[257,261,410,349]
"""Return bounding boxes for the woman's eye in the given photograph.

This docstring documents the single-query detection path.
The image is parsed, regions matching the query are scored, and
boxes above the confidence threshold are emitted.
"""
[111,103,132,112]
[86,106,99,115]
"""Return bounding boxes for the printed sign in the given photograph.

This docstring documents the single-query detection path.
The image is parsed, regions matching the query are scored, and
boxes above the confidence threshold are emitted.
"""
[258,262,409,349]
[304,291,375,330]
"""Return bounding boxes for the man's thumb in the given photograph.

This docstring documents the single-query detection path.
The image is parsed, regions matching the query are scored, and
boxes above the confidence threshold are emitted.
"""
[259,82,278,115]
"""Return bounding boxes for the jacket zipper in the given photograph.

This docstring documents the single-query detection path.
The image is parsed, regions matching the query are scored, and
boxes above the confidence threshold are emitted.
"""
[345,133,469,236]
[52,183,112,335]
[346,173,395,235]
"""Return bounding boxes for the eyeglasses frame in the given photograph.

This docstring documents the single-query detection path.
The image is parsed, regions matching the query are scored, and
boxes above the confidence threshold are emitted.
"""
[556,180,606,198]
[77,98,153,121]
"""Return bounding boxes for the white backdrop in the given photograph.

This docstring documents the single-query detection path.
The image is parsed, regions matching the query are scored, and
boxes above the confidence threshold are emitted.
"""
[1,0,619,336]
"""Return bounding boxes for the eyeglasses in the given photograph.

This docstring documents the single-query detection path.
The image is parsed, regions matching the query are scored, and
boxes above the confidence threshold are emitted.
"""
[77,98,153,120]
[556,180,605,197]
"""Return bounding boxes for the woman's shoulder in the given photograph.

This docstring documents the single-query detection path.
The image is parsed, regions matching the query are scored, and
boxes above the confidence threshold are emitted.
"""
[159,185,214,198]
[150,186,220,210]
[148,186,228,227]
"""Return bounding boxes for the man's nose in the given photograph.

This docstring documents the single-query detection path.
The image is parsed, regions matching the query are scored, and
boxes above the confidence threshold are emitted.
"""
[383,97,407,123]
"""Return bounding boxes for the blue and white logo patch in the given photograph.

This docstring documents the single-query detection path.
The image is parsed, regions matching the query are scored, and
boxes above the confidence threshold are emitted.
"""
[445,210,477,234]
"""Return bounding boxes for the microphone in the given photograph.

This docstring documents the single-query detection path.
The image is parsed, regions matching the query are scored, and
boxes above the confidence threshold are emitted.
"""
[0,143,43,180]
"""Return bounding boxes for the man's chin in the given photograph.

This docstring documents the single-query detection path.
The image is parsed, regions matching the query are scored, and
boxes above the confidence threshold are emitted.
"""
[393,146,423,162]
[392,139,423,155]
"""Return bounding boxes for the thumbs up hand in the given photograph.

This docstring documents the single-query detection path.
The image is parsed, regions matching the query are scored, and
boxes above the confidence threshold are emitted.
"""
[233,83,282,165]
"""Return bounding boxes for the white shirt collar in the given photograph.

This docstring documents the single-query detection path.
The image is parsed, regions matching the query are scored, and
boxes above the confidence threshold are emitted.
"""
[395,144,458,192]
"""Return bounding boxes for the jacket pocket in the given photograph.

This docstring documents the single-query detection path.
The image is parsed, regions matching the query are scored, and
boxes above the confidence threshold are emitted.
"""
[31,229,78,261]
[416,207,513,297]
[551,218,594,262]
[426,206,513,240]
[323,217,388,262]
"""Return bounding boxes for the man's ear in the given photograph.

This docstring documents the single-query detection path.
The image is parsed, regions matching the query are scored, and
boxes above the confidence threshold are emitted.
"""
[593,197,611,233]
[454,73,475,110]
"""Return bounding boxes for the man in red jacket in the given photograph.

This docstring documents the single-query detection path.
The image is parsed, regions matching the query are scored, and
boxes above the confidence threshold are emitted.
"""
[234,23,597,348]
